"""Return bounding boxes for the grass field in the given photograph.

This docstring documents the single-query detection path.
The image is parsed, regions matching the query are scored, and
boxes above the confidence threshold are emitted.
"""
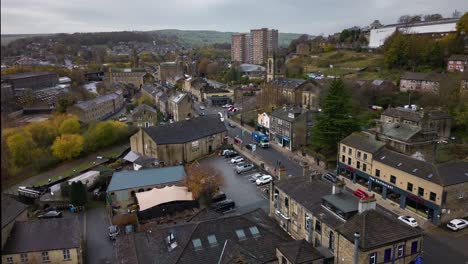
[35,160,104,186]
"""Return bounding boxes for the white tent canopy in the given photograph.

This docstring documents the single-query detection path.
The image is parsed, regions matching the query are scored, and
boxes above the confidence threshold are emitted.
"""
[136,186,194,211]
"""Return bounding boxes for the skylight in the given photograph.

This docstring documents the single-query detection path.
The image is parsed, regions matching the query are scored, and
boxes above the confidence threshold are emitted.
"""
[207,235,218,247]
[235,229,246,240]
[192,238,202,250]
[380,156,386,160]
[412,168,418,173]
[249,226,260,238]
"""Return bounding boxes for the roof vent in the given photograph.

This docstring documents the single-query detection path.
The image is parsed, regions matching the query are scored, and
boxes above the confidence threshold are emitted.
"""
[380,156,386,160]
[397,162,402,167]
[412,168,418,173]
[427,174,433,178]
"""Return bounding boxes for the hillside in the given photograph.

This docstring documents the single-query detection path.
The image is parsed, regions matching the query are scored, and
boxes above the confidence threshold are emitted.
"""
[1,34,53,45]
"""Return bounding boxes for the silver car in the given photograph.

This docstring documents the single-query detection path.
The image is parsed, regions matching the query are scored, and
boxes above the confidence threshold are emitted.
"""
[236,163,254,174]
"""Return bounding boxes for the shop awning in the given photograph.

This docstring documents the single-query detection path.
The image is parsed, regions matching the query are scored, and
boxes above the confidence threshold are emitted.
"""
[136,186,194,211]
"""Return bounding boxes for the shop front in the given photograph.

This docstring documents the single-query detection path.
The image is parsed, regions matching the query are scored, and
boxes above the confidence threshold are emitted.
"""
[257,112,270,137]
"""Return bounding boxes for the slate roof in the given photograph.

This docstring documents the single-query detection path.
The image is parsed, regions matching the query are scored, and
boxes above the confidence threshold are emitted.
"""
[448,54,468,61]
[380,122,421,141]
[74,91,121,110]
[1,194,28,229]
[124,209,293,264]
[2,218,81,254]
[107,166,186,192]
[436,162,468,186]
[277,240,324,263]
[401,72,443,82]
[340,132,385,154]
[336,210,422,250]
[274,177,332,213]
[1,71,57,80]
[142,115,227,145]
[270,78,306,89]
[271,106,308,122]
[133,104,157,114]
[382,107,422,122]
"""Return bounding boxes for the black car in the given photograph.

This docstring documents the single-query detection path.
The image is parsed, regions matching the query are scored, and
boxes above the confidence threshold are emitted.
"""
[211,199,235,213]
[322,172,337,183]
[225,152,239,158]
[211,192,227,203]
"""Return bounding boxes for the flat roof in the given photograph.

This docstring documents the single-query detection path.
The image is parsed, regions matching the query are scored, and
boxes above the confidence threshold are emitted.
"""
[322,192,359,213]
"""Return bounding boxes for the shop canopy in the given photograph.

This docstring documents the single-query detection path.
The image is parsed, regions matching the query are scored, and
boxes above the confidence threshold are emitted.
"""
[136,186,194,211]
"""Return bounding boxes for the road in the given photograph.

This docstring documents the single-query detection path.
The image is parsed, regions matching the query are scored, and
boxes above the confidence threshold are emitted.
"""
[85,207,114,264]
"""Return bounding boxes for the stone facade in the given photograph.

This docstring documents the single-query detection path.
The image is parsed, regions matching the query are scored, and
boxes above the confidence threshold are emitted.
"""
[107,69,146,88]
[132,104,158,128]
[399,72,442,93]
[68,90,124,123]
[158,62,178,82]
[168,93,192,121]
[3,248,82,264]
[447,54,468,73]
[270,107,311,151]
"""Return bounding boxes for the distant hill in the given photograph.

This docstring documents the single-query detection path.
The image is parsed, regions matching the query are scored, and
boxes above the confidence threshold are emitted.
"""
[151,29,304,47]
[1,34,53,46]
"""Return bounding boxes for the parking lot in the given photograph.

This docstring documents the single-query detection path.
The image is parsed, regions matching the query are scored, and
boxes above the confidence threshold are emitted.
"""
[200,155,270,215]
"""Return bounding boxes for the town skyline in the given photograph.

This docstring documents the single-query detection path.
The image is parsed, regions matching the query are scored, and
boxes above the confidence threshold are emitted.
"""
[1,0,466,35]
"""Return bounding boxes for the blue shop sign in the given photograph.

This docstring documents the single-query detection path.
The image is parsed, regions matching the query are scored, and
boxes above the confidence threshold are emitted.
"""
[369,176,394,190]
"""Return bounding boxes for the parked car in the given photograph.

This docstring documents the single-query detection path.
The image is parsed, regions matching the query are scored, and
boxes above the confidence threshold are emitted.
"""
[118,117,128,122]
[222,149,234,156]
[211,192,227,204]
[245,143,256,150]
[249,173,264,182]
[322,172,337,183]
[236,163,255,174]
[446,219,468,231]
[109,225,119,240]
[228,122,236,128]
[259,141,270,148]
[230,156,244,164]
[97,156,103,159]
[256,175,273,186]
[199,105,205,110]
[353,189,369,199]
[397,215,418,227]
[38,211,62,219]
[225,151,239,158]
[210,199,236,213]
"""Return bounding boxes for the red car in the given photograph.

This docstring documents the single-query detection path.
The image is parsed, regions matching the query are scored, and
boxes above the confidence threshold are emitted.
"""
[353,189,369,199]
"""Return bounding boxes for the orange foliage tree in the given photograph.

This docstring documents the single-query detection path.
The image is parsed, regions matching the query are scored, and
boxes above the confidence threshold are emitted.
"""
[184,163,223,204]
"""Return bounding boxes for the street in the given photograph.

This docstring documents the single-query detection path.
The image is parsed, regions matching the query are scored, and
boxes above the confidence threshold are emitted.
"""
[84,207,114,264]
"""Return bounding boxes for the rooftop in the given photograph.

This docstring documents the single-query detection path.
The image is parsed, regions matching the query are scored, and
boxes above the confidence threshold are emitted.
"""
[380,122,421,141]
[448,54,468,61]
[277,240,324,263]
[74,91,121,110]
[133,104,157,115]
[107,166,186,192]
[336,210,422,250]
[271,106,308,122]
[401,72,443,82]
[270,78,306,89]
[3,218,81,254]
[322,192,359,214]
[142,115,227,145]
[341,132,385,154]
[1,194,28,229]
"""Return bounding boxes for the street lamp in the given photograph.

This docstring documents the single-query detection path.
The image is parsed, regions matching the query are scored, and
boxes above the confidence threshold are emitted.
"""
[354,232,360,264]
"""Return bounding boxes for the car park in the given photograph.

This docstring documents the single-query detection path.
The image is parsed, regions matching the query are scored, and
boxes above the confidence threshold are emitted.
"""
[38,210,62,219]
[109,225,119,240]
[236,163,255,174]
[353,189,369,199]
[446,219,468,231]
[249,173,264,182]
[322,172,337,183]
[256,175,273,186]
[230,156,244,164]
[398,215,419,227]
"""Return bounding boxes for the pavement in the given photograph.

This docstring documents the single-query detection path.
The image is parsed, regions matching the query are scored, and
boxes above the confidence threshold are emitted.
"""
[84,206,114,264]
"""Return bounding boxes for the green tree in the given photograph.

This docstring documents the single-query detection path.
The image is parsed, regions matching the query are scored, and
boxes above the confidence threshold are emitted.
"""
[59,118,81,135]
[51,134,84,160]
[70,181,87,206]
[137,94,154,106]
[311,79,360,155]
[6,130,36,167]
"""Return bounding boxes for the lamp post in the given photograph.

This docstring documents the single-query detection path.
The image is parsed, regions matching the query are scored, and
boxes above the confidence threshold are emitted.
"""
[354,232,360,264]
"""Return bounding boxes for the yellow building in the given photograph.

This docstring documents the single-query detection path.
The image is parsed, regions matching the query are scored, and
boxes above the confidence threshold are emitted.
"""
[338,132,468,224]
[2,218,83,264]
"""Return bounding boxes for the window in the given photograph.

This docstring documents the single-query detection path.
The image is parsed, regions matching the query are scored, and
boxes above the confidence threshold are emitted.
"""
[397,245,404,258]
[430,192,436,201]
[315,220,322,233]
[42,251,50,262]
[6,257,13,264]
[285,197,289,208]
[411,241,418,254]
[207,235,218,247]
[20,253,28,263]
[63,249,71,260]
[348,158,351,165]
[363,164,367,171]
[342,146,346,152]
[357,161,361,169]
[192,238,203,250]
[348,148,352,155]
[407,182,413,192]
[329,231,335,252]
[384,248,392,262]
[390,175,396,184]
[369,252,377,264]
[364,153,368,160]
[375,169,380,177]
[357,151,361,158]
[418,187,424,196]
[249,226,260,238]
[305,213,311,230]
[235,229,246,240]
[342,155,345,163]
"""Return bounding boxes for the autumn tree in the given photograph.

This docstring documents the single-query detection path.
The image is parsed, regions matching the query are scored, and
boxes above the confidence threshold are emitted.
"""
[184,163,223,205]
[25,121,57,147]
[137,94,155,106]
[52,134,84,160]
[197,58,210,77]
[59,117,81,135]
[6,130,36,167]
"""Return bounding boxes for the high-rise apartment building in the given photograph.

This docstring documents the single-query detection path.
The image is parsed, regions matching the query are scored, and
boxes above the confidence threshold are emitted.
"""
[231,28,278,64]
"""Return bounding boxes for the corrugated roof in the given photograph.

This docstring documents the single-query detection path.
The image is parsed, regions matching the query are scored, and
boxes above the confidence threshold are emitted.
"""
[107,166,186,192]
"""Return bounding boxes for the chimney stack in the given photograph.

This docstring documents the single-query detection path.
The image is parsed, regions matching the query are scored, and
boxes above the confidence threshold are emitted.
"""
[358,195,377,213]
[332,181,345,195]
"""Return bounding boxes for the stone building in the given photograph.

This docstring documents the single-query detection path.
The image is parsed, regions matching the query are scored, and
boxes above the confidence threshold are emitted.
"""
[168,92,192,121]
[2,218,83,264]
[338,132,468,224]
[461,73,468,94]
[107,68,148,88]
[270,176,423,264]
[132,104,158,128]
[399,72,443,93]
[1,195,28,249]
[1,71,58,91]
[130,115,227,166]
[269,106,313,151]
[260,78,321,111]
[266,53,286,82]
[68,90,124,123]
[447,54,468,73]
[158,62,178,83]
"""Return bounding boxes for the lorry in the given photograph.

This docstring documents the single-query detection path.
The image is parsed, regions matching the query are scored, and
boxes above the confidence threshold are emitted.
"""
[252,131,269,143]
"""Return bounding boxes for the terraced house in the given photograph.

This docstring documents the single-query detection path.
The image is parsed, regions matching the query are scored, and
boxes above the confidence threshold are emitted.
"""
[68,90,124,123]
[270,176,423,264]
[338,132,468,224]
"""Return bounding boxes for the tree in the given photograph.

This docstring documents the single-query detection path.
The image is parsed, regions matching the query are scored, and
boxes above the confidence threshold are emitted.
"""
[197,58,210,76]
[70,181,87,206]
[25,121,57,147]
[51,134,84,160]
[59,118,81,135]
[456,12,468,34]
[311,79,360,155]
[137,94,154,106]
[184,163,223,205]
[6,130,36,167]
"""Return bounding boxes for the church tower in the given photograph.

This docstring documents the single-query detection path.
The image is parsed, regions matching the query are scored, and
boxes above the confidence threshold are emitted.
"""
[267,52,285,82]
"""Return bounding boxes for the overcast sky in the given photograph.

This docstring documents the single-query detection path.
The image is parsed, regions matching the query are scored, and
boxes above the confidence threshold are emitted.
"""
[1,0,466,35]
